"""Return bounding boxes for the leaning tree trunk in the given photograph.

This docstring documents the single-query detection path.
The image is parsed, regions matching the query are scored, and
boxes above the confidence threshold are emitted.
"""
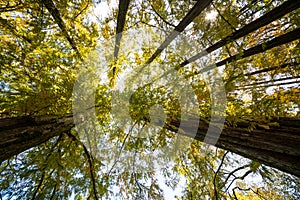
[167,117,300,177]
[1,116,300,176]
[0,116,73,163]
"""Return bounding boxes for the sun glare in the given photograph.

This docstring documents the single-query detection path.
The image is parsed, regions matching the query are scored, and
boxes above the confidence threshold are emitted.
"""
[205,10,218,21]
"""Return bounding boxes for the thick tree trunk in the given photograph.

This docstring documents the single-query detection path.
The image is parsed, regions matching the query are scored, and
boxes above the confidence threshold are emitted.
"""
[1,116,299,176]
[0,116,73,163]
[167,117,300,177]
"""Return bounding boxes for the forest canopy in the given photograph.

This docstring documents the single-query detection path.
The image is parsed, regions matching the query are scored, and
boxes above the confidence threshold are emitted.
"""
[0,0,299,199]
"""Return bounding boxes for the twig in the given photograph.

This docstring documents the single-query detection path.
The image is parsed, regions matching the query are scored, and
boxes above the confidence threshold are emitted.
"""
[213,151,228,200]
[224,164,250,186]
[106,122,137,177]
[49,183,57,200]
[148,1,176,28]
[212,2,236,31]
[65,132,99,200]
[225,170,252,193]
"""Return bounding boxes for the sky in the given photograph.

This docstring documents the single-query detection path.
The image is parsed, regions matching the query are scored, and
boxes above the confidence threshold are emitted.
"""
[69,1,218,199]
[69,1,265,199]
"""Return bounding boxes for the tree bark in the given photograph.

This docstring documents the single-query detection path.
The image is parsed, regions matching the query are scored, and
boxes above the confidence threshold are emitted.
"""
[167,117,300,177]
[1,116,299,176]
[0,116,73,163]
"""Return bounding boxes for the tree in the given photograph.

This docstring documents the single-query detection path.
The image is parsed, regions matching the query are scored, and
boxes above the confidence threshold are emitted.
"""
[1,0,299,199]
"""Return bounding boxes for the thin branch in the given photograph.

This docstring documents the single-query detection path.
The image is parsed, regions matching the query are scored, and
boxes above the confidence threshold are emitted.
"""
[232,186,268,200]
[140,21,167,33]
[49,183,57,200]
[242,75,300,87]
[212,2,236,31]
[73,2,91,20]
[232,188,238,200]
[213,151,228,200]
[224,164,250,186]
[148,1,176,28]
[106,122,137,177]
[143,0,212,67]
[29,134,63,200]
[245,62,299,76]
[31,171,46,200]
[226,170,252,192]
[240,80,300,90]
[65,132,99,200]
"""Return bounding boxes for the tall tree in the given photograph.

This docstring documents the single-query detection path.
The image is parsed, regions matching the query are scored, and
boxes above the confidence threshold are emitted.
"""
[1,0,299,199]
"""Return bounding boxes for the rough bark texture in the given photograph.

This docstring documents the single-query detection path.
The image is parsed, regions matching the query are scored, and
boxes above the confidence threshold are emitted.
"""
[167,117,300,177]
[1,116,300,177]
[0,116,73,163]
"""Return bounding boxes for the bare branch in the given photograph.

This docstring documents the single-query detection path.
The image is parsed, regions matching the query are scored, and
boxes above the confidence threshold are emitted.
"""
[213,151,229,200]
[65,132,99,200]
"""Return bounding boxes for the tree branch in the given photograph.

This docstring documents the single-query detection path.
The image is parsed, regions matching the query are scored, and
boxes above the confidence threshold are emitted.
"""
[143,0,212,66]
[65,131,99,200]
[148,1,176,28]
[213,151,229,200]
[212,2,236,31]
[245,62,299,76]
[242,75,300,87]
[114,0,130,58]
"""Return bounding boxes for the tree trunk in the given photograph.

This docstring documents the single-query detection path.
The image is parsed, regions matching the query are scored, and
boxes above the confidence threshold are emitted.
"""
[1,116,299,176]
[0,116,73,163]
[114,0,130,58]
[145,0,212,65]
[180,0,300,66]
[198,27,300,73]
[167,117,300,177]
